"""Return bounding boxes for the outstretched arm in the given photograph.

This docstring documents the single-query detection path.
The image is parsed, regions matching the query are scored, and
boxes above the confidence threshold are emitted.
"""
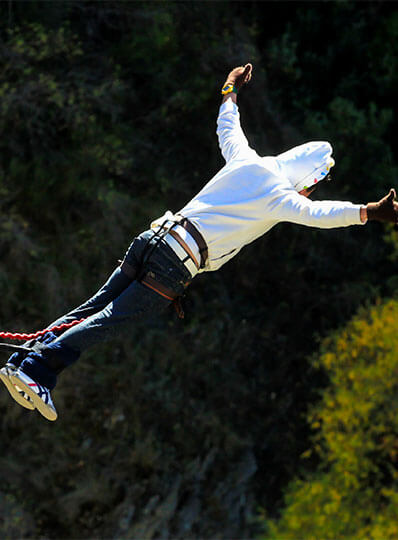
[271,187,398,229]
[217,63,254,162]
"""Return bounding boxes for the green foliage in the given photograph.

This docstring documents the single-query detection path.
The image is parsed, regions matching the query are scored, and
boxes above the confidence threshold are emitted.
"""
[0,22,130,214]
[262,299,398,539]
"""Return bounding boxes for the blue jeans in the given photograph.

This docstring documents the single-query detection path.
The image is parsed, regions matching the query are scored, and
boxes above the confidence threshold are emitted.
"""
[18,229,193,389]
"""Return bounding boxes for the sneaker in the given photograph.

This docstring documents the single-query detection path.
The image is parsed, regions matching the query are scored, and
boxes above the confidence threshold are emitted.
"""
[9,369,57,421]
[0,364,35,411]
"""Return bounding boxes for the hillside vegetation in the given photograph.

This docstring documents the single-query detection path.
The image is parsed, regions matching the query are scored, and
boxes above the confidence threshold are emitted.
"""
[1,2,398,538]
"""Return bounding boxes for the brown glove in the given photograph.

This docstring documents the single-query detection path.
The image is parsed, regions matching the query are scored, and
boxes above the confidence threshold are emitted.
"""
[222,63,252,93]
[367,188,398,223]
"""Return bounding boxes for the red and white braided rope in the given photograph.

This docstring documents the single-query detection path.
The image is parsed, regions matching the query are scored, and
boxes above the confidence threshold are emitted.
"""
[0,319,86,341]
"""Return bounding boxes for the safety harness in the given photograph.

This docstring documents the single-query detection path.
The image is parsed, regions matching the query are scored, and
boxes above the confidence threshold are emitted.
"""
[122,215,208,319]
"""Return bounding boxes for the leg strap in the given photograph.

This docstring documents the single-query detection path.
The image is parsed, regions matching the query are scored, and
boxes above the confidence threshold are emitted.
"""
[140,274,185,319]
[140,274,178,301]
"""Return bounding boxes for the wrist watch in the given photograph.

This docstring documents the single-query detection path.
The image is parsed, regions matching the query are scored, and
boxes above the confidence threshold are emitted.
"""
[221,83,237,95]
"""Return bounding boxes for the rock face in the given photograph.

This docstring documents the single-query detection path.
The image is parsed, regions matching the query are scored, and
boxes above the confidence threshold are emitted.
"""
[110,449,257,539]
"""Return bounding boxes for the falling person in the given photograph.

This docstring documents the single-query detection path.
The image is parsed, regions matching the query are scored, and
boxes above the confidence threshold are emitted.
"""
[1,64,397,421]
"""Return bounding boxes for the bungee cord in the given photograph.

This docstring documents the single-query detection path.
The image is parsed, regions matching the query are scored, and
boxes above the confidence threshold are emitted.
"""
[0,318,86,341]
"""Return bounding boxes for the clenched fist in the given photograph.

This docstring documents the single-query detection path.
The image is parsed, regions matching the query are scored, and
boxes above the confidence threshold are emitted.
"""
[222,63,252,93]
[367,188,398,224]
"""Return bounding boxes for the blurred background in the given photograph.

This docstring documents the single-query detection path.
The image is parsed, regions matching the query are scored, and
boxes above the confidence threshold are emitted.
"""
[1,1,398,538]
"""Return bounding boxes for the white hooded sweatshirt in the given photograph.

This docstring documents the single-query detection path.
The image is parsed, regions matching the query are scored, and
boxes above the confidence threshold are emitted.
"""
[152,99,363,272]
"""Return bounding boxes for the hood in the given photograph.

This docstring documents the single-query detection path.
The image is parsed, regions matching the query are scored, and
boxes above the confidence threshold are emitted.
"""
[275,141,335,192]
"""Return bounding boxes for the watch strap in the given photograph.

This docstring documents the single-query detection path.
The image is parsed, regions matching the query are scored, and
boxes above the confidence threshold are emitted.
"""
[221,83,237,95]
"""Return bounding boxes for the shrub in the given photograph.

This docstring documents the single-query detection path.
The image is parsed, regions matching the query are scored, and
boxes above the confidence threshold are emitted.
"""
[262,299,398,539]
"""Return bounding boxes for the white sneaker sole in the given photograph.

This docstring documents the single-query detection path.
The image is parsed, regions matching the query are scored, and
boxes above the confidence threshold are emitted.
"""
[9,372,57,421]
[0,367,35,410]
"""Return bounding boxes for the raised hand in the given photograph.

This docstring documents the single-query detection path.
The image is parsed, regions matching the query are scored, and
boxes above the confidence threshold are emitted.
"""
[367,188,398,224]
[222,63,253,93]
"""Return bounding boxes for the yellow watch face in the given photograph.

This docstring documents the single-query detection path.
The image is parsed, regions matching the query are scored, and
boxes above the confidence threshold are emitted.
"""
[221,83,234,95]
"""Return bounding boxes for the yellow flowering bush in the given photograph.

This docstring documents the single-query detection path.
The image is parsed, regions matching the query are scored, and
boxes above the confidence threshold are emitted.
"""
[263,300,398,539]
